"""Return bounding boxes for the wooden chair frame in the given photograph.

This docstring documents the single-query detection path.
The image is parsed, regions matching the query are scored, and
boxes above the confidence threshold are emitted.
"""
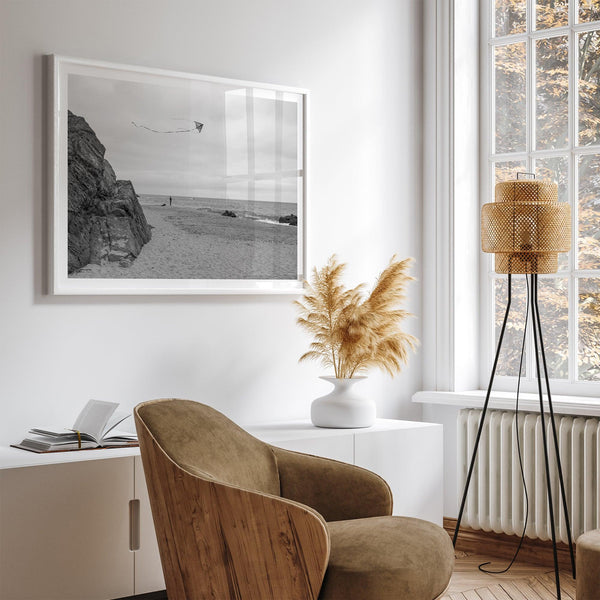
[135,409,330,600]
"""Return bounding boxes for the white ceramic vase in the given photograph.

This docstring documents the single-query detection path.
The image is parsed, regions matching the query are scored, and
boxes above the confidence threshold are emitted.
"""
[311,376,375,428]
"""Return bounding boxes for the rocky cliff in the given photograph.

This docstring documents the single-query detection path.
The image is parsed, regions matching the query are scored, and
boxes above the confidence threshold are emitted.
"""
[68,111,152,273]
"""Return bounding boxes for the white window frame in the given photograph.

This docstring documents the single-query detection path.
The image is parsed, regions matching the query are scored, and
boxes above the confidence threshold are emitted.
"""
[421,0,600,400]
[480,0,600,397]
[423,0,482,394]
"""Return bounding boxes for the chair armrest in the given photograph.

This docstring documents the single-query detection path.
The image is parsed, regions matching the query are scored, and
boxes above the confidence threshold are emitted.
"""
[272,446,393,522]
[136,413,330,600]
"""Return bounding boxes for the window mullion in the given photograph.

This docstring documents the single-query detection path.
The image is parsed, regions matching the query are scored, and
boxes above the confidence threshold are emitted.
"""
[570,156,578,383]
[570,274,578,384]
[491,145,600,161]
[527,0,534,35]
[573,144,600,154]
[526,0,536,380]
[528,0,534,156]
[486,6,494,385]
[489,24,600,46]
[569,7,578,383]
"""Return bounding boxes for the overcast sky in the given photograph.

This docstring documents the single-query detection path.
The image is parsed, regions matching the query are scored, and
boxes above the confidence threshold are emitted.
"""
[69,73,302,203]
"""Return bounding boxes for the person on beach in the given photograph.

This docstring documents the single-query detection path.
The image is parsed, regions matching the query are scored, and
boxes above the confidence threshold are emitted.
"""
[169,196,172,206]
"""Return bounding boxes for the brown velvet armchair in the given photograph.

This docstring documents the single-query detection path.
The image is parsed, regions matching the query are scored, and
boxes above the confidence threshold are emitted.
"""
[134,398,454,600]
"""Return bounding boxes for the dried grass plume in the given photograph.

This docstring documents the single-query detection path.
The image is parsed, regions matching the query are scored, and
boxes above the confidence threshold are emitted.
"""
[296,255,417,378]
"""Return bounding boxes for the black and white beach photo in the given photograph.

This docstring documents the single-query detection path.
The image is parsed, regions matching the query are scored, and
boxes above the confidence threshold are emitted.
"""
[55,58,305,292]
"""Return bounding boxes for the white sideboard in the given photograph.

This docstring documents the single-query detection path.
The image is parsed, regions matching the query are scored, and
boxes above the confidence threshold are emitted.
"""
[0,418,442,600]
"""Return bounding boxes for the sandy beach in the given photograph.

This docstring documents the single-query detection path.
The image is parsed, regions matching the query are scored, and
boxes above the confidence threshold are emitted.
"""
[71,202,298,279]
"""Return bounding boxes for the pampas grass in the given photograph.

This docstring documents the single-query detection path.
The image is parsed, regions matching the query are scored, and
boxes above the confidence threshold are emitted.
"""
[296,255,417,378]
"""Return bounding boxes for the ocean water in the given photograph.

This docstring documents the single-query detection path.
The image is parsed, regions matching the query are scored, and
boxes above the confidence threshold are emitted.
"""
[139,194,297,223]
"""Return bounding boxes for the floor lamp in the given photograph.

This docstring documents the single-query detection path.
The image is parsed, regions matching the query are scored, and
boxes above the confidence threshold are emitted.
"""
[453,175,576,599]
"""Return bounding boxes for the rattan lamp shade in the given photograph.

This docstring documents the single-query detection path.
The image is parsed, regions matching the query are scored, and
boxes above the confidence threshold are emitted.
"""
[481,179,571,274]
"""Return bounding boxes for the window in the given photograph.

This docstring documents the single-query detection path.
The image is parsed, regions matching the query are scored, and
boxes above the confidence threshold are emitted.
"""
[485,0,600,391]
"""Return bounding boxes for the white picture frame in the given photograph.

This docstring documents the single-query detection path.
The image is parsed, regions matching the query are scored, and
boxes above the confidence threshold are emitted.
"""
[48,55,308,295]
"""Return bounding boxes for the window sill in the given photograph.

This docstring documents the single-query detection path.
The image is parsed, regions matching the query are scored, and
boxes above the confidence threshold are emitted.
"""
[413,390,600,417]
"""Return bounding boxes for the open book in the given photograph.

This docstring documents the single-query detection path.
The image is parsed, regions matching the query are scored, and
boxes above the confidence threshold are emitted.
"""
[13,400,138,453]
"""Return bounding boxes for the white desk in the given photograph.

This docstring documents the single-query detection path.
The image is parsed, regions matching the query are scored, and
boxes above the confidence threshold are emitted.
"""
[0,418,443,600]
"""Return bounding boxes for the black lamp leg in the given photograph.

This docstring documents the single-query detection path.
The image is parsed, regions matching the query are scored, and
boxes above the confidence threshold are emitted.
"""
[531,274,561,599]
[531,275,576,580]
[453,274,513,547]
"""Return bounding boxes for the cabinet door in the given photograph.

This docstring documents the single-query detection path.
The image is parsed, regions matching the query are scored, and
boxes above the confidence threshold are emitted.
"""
[133,456,165,594]
[272,435,354,463]
[354,426,444,525]
[0,458,134,600]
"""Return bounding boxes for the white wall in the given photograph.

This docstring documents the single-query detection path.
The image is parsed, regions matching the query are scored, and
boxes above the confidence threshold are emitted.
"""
[0,0,423,445]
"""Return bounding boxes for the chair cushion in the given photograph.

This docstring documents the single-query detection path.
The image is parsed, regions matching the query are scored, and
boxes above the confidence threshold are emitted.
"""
[319,516,454,600]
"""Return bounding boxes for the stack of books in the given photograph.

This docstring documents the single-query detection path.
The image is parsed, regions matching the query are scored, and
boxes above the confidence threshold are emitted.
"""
[13,400,138,453]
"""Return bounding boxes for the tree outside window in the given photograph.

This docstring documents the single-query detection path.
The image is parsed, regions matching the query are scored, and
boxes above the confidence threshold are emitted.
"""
[490,0,600,385]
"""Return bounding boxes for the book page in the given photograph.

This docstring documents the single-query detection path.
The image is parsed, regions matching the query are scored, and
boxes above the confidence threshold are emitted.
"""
[72,400,119,442]
[102,410,131,437]
[29,427,76,437]
[101,429,138,445]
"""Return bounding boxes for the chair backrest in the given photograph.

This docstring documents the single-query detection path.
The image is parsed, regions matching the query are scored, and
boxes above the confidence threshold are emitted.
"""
[135,398,280,496]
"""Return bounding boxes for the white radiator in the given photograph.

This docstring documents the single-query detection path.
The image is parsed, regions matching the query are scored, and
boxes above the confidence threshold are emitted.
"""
[458,408,600,543]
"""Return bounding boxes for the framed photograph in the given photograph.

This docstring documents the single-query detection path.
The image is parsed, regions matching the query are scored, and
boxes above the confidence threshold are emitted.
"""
[48,55,307,294]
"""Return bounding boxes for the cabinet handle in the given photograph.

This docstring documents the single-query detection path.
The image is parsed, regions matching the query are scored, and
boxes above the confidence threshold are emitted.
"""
[129,499,140,551]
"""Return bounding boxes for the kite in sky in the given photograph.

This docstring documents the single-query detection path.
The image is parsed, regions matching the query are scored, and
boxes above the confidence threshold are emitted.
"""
[131,120,204,134]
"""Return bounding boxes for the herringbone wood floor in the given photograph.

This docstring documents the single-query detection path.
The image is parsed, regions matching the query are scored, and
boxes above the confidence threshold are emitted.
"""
[441,552,576,599]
